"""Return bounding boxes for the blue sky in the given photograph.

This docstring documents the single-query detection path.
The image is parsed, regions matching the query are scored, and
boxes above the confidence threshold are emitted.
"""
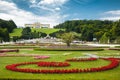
[0,0,120,28]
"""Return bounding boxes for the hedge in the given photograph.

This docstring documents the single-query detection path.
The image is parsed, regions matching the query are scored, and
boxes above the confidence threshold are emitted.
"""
[109,48,120,51]
[115,46,120,48]
[34,48,104,51]
[0,46,40,49]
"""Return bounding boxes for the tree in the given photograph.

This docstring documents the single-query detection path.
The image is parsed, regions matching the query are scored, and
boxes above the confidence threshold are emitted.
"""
[60,32,76,47]
[13,36,19,42]
[0,28,10,42]
[0,19,17,33]
[49,30,65,38]
[100,33,109,44]
[21,27,32,39]
[94,31,104,41]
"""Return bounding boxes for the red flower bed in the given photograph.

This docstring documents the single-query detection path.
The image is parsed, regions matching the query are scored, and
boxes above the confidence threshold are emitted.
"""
[66,58,97,62]
[0,49,19,53]
[5,58,119,74]
[38,61,70,67]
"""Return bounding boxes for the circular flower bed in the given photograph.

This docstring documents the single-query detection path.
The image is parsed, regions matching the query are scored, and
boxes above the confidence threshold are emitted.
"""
[38,61,70,67]
[5,58,119,74]
[66,58,97,62]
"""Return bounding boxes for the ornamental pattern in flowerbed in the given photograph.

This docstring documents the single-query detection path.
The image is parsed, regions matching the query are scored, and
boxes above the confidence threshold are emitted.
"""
[5,58,120,74]
[38,61,70,67]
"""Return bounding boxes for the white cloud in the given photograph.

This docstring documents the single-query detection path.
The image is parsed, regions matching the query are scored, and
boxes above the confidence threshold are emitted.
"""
[100,10,120,21]
[55,7,61,11]
[29,0,36,4]
[100,16,120,21]
[73,0,94,4]
[30,0,68,12]
[0,0,67,28]
[39,0,68,5]
[104,10,120,15]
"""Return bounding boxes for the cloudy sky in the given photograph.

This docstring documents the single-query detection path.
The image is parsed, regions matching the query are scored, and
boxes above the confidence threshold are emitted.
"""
[0,0,120,28]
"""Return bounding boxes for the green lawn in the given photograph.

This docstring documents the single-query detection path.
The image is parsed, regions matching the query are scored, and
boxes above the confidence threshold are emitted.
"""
[31,28,62,34]
[10,28,23,37]
[0,49,120,80]
[10,28,62,37]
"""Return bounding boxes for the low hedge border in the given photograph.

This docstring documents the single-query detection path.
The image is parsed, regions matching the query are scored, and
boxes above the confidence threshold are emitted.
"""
[34,48,104,51]
[0,46,40,49]
[109,48,120,51]
[115,46,120,48]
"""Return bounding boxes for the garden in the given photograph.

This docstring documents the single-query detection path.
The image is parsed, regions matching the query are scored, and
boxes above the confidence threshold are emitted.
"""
[0,47,120,80]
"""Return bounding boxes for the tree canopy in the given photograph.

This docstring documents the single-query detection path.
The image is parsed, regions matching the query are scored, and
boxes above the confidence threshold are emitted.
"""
[0,19,17,42]
[59,32,76,47]
[54,20,120,43]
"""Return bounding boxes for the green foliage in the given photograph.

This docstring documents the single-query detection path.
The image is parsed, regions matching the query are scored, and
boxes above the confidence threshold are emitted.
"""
[12,36,19,42]
[0,19,17,33]
[49,30,65,37]
[0,19,17,42]
[115,36,120,44]
[20,27,47,39]
[54,20,120,43]
[10,28,23,37]
[10,28,62,38]
[0,28,10,42]
[100,33,109,44]
[21,27,32,39]
[31,28,61,34]
[60,32,76,47]
[81,25,94,41]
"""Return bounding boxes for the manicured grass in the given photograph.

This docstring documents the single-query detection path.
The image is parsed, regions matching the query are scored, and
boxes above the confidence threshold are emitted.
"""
[31,28,62,34]
[10,28,63,37]
[0,49,120,80]
[10,28,23,37]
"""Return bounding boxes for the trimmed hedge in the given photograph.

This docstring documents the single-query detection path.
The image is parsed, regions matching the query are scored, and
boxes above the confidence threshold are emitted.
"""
[0,46,40,49]
[115,46,120,48]
[109,48,120,51]
[34,48,104,51]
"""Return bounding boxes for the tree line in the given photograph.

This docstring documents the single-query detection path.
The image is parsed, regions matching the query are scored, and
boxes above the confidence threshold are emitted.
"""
[54,20,120,43]
[20,27,47,40]
[0,19,17,42]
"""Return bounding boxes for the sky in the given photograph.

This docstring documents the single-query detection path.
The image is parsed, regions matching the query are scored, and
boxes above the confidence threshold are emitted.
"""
[0,0,120,28]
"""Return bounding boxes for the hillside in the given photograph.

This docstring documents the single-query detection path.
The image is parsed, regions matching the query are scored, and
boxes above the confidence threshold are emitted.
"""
[10,28,62,37]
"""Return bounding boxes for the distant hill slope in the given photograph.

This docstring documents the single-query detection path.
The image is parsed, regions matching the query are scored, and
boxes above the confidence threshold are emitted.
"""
[10,28,62,37]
